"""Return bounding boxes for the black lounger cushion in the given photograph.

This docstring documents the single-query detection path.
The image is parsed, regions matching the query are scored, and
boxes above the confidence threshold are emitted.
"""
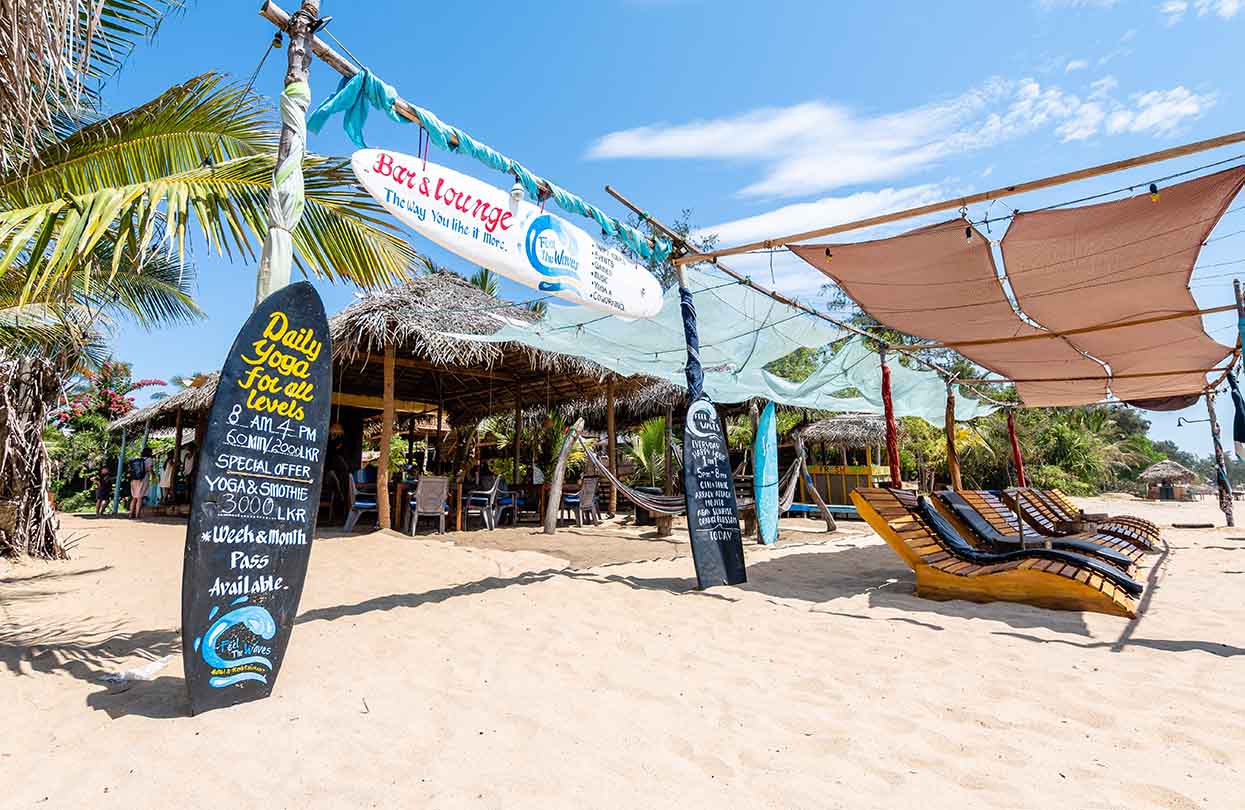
[915,495,1143,598]
[936,492,1135,571]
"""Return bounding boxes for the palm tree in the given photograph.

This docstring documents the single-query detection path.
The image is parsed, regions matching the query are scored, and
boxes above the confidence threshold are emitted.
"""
[625,416,673,487]
[0,1,182,172]
[0,72,422,309]
[469,267,500,296]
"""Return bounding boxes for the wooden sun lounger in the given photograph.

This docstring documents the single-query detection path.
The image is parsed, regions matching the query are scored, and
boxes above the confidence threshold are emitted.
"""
[960,491,1146,566]
[1040,489,1162,541]
[999,490,1156,551]
[852,487,1142,618]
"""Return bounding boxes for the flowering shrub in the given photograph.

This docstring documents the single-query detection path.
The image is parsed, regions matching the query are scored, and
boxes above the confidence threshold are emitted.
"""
[54,360,165,424]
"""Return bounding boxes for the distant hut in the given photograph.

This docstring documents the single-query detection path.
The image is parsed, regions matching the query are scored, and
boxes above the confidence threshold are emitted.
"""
[799,414,901,505]
[1139,460,1199,501]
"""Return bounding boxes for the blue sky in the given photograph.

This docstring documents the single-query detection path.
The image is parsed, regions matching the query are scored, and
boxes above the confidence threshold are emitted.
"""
[104,0,1244,454]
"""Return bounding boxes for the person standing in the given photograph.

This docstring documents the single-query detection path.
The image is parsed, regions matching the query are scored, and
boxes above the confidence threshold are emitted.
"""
[129,447,154,518]
[94,465,112,515]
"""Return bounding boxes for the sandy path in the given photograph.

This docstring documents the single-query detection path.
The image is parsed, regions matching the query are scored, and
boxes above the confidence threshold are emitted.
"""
[3,498,1243,809]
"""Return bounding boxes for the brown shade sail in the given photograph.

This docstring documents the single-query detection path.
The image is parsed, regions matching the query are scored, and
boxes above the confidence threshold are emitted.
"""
[1001,166,1244,403]
[789,222,1108,406]
[791,167,1244,407]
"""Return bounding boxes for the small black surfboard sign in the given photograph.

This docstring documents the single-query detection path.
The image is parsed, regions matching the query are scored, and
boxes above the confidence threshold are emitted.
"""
[181,282,331,715]
[682,396,747,588]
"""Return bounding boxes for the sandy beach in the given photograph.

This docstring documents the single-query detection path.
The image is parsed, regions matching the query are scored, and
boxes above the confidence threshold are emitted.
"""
[3,497,1244,809]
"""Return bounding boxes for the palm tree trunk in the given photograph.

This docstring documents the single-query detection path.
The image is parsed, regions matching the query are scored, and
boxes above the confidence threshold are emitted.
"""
[0,353,63,558]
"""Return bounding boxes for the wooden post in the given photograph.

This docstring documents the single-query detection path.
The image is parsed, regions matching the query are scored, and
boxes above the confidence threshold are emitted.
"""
[606,377,617,515]
[1207,390,1234,527]
[880,350,901,488]
[944,383,962,491]
[512,385,522,484]
[795,432,836,532]
[1007,410,1027,488]
[544,418,584,534]
[378,343,395,531]
[405,416,415,470]
[657,400,675,538]
[254,0,319,304]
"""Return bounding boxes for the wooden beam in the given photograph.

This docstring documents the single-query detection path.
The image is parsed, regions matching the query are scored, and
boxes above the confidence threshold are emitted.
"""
[256,2,668,259]
[357,353,519,382]
[957,364,1233,385]
[606,377,617,514]
[1207,390,1235,527]
[331,392,438,414]
[378,344,396,531]
[945,384,962,491]
[673,129,1245,265]
[512,384,522,485]
[904,303,1239,351]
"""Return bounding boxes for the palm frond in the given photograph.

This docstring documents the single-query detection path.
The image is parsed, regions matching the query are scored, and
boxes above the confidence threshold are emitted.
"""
[0,1,184,172]
[2,72,273,208]
[0,152,419,302]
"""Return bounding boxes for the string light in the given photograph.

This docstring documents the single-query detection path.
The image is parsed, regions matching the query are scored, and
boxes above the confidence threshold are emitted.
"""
[1149,182,1161,203]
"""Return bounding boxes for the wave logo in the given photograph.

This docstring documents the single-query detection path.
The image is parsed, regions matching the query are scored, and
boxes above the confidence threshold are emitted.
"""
[524,215,582,293]
[193,595,277,688]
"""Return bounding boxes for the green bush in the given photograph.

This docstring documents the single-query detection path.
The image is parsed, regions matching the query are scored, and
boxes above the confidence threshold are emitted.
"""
[1028,464,1093,496]
[57,489,96,514]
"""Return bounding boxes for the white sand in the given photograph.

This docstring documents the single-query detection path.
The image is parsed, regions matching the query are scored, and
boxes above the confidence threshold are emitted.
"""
[3,497,1244,809]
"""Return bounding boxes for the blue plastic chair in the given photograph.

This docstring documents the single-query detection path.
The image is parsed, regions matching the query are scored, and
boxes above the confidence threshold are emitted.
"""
[344,471,379,531]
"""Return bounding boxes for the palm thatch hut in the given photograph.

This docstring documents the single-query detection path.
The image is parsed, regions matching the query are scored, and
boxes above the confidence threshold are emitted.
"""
[798,414,899,505]
[113,272,650,524]
[1139,459,1200,501]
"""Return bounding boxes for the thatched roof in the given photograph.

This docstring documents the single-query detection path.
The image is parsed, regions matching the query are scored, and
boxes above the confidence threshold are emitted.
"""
[112,272,657,432]
[109,374,219,433]
[799,413,896,448]
[1139,459,1200,484]
[330,271,537,365]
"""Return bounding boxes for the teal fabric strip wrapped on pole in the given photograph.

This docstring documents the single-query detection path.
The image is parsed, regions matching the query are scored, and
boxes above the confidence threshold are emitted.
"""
[307,68,670,263]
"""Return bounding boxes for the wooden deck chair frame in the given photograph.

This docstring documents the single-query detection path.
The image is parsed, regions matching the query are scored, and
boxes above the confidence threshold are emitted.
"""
[1002,489,1155,551]
[1036,489,1161,544]
[852,487,1140,618]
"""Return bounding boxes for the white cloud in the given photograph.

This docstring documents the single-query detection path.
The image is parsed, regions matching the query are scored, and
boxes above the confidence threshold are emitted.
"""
[1057,102,1106,140]
[1160,0,1189,24]
[1039,0,1119,8]
[695,185,945,247]
[1104,87,1218,135]
[1161,0,1241,23]
[1121,27,1138,40]
[590,75,1216,196]
[1065,58,1090,71]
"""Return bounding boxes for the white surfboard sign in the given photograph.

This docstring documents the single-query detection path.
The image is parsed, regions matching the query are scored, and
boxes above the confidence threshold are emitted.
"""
[352,149,662,319]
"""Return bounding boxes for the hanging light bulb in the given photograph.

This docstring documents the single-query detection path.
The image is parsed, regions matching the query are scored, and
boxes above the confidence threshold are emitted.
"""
[510,177,525,206]
[1149,182,1160,203]
[965,225,973,241]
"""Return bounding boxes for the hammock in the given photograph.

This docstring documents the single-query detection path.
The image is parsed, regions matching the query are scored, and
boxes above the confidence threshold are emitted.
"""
[578,436,798,518]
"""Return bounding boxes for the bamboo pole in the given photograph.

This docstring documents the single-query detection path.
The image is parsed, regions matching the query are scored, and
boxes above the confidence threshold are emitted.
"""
[110,429,127,515]
[673,130,1245,265]
[378,343,395,530]
[905,303,1238,351]
[603,185,954,380]
[606,377,617,515]
[958,364,1234,385]
[1207,390,1235,527]
[944,384,962,491]
[259,1,623,242]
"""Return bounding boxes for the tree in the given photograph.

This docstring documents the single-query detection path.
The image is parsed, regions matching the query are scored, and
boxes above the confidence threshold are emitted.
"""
[624,416,675,487]
[469,267,500,296]
[0,1,182,172]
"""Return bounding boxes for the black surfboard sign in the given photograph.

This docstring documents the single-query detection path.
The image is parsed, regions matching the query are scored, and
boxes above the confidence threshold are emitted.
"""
[682,396,747,588]
[181,282,331,715]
